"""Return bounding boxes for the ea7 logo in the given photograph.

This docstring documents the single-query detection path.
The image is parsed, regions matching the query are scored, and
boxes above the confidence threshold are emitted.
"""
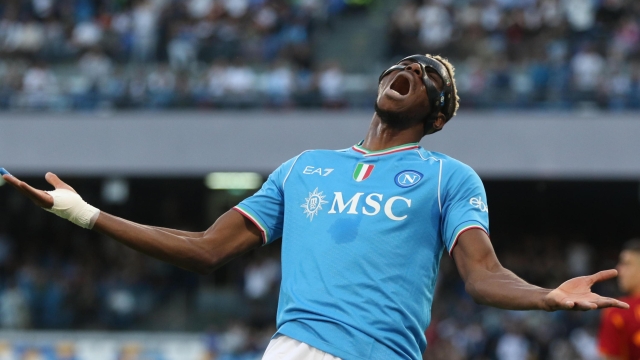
[395,170,423,188]
[303,166,334,177]
[327,192,412,221]
[470,197,488,212]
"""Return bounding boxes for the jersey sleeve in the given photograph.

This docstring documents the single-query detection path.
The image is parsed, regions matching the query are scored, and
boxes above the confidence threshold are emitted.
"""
[233,156,299,245]
[441,163,490,255]
[598,308,624,357]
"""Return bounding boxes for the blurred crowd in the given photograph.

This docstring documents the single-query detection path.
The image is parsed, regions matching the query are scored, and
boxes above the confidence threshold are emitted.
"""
[389,0,640,110]
[0,0,360,110]
[0,186,625,359]
[1,0,640,110]
[0,228,284,359]
[0,226,281,330]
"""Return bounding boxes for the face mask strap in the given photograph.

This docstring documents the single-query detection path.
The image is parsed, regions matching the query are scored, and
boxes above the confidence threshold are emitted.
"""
[400,55,454,120]
[378,55,455,135]
[379,57,453,113]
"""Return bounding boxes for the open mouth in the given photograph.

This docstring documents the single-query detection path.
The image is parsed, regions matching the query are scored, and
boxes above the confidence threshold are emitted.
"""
[390,75,411,96]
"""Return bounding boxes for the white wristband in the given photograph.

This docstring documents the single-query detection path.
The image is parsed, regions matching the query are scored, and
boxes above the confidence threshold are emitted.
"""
[44,189,101,229]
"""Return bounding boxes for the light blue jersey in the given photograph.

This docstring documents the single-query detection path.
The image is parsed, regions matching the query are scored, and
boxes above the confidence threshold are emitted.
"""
[234,142,490,360]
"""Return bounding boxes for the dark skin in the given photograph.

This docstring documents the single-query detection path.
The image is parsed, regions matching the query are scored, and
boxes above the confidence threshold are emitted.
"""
[2,59,628,312]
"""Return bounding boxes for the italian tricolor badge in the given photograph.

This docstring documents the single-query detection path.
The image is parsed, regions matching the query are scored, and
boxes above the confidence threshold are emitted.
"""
[353,163,374,182]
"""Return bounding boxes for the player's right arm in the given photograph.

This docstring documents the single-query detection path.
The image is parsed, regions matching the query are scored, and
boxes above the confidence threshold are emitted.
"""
[2,172,262,275]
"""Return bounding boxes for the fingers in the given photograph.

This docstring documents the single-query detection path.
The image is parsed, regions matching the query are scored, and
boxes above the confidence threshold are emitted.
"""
[3,173,22,188]
[3,174,32,199]
[560,301,593,311]
[573,300,598,311]
[593,297,630,309]
[45,172,76,193]
[587,269,618,285]
[3,173,54,209]
[558,297,629,311]
[560,300,602,311]
[560,300,575,310]
[18,180,54,209]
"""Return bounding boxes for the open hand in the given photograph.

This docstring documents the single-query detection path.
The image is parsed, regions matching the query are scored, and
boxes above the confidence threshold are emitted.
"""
[543,269,629,311]
[2,172,76,209]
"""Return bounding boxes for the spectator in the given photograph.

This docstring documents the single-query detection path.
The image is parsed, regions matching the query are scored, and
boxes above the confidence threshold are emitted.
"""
[72,20,103,49]
[571,46,605,101]
[78,49,113,89]
[243,255,280,300]
[563,0,597,33]
[167,23,198,71]
[263,60,295,107]
[147,65,176,107]
[132,0,160,63]
[205,61,228,100]
[496,325,531,360]
[0,281,29,329]
[417,1,453,50]
[223,62,257,106]
[318,62,345,108]
[19,62,60,109]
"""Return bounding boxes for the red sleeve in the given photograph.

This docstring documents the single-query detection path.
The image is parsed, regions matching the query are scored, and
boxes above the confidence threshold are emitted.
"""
[599,308,624,357]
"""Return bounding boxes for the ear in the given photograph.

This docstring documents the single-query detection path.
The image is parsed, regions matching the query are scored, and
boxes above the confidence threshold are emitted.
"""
[432,113,446,131]
[423,114,447,135]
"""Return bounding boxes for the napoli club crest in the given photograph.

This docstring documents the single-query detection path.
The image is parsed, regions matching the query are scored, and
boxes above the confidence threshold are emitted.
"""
[395,170,423,188]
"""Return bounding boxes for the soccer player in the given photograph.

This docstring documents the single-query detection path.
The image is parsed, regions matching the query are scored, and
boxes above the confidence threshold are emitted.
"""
[599,239,640,360]
[2,54,628,360]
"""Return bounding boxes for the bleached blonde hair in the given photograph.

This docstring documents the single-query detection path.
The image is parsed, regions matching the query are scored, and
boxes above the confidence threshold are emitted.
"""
[425,54,460,118]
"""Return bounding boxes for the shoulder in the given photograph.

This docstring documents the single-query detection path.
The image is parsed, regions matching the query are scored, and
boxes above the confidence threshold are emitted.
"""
[420,150,479,179]
[284,148,350,165]
[275,148,350,176]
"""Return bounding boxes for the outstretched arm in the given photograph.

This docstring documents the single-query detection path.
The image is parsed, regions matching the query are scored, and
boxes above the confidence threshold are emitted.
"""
[3,172,263,275]
[452,229,628,311]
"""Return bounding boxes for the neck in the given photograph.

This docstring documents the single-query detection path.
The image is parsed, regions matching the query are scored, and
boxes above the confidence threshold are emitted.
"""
[361,113,424,151]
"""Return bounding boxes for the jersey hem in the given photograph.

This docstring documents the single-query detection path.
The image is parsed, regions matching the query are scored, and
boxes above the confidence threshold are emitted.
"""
[276,330,369,360]
[233,206,268,245]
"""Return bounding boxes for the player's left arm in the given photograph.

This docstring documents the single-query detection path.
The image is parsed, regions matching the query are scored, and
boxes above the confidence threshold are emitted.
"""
[452,229,629,311]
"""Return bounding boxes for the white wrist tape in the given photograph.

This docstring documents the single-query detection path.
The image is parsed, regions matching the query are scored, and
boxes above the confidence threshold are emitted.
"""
[44,189,101,229]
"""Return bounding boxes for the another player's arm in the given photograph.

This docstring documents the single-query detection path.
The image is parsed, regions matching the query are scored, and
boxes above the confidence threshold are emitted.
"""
[598,307,625,360]
[452,229,629,311]
[3,172,263,275]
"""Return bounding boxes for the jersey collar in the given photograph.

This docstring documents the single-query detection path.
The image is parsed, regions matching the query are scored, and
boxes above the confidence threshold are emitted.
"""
[352,141,421,157]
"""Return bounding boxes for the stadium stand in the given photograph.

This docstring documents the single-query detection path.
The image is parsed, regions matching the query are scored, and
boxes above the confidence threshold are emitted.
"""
[0,0,638,110]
